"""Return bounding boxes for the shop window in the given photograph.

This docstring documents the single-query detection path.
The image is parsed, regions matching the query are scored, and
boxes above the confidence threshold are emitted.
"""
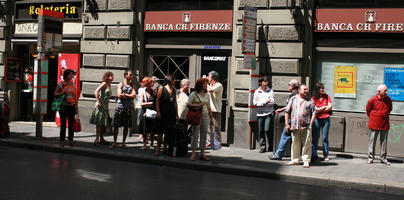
[147,56,189,89]
[316,53,404,115]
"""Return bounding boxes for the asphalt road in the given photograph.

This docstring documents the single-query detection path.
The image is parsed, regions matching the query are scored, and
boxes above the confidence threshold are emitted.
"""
[0,146,402,200]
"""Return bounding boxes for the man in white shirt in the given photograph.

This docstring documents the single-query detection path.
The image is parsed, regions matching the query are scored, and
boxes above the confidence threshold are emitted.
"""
[207,71,224,147]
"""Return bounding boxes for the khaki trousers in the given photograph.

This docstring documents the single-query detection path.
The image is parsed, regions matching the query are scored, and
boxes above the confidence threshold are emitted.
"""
[291,128,312,163]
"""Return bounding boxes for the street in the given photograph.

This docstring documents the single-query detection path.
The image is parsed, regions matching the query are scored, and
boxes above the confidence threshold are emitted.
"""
[0,146,402,200]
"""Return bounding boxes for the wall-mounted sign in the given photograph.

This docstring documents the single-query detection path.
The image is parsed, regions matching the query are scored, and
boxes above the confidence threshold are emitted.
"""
[334,66,357,98]
[242,6,257,54]
[315,9,404,33]
[144,10,233,32]
[5,58,23,82]
[203,56,226,62]
[15,1,82,20]
[15,22,82,36]
[384,68,404,101]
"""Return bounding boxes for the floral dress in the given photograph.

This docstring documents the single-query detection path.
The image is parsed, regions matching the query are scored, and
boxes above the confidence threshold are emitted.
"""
[89,87,111,127]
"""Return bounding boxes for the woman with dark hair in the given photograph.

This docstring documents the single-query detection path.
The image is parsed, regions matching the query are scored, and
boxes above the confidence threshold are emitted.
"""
[187,78,214,161]
[156,74,179,156]
[90,71,114,146]
[139,77,156,150]
[54,69,78,146]
[253,76,275,153]
[311,82,332,162]
[110,70,136,149]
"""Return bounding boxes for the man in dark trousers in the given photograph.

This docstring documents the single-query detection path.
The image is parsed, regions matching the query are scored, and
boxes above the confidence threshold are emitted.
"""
[366,84,393,165]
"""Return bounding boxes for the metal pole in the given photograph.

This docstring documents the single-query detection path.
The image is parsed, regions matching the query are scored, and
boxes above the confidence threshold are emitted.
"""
[35,52,43,137]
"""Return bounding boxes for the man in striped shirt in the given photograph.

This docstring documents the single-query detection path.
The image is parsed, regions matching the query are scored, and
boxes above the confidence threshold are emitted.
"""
[285,84,317,168]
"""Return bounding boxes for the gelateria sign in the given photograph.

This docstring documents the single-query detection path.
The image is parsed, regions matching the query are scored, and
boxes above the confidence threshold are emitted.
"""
[144,10,233,32]
[15,1,82,20]
[315,9,404,33]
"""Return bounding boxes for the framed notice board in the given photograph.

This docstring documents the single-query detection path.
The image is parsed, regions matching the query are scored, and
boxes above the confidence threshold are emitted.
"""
[5,57,23,82]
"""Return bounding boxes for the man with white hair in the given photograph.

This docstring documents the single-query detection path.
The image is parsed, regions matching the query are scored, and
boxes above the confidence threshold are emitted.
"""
[207,71,223,147]
[366,84,393,165]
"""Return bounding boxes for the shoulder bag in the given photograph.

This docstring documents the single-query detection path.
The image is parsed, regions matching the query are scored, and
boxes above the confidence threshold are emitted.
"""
[143,90,157,119]
[186,92,203,125]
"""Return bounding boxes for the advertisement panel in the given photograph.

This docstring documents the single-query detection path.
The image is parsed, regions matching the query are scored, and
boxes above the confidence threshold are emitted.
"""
[384,67,404,101]
[334,66,357,98]
[55,53,80,127]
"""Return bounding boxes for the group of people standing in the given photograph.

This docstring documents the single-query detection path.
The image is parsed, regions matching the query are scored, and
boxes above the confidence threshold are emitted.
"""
[55,69,223,161]
[254,78,333,168]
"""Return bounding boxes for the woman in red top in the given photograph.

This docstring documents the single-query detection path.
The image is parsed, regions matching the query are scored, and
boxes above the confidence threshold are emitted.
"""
[311,82,332,162]
[54,69,78,147]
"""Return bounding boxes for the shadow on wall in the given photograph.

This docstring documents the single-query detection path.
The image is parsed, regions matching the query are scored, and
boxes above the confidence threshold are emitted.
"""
[85,0,99,20]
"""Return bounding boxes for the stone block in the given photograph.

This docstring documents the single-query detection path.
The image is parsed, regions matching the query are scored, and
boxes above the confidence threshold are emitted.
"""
[274,92,291,107]
[269,0,302,8]
[80,68,124,83]
[0,65,4,77]
[231,74,250,89]
[0,40,5,52]
[0,52,3,65]
[108,0,132,10]
[0,27,4,39]
[272,76,301,91]
[82,54,105,67]
[234,42,303,58]
[81,40,133,54]
[85,0,107,11]
[78,99,117,133]
[270,59,300,74]
[234,89,249,107]
[107,26,131,40]
[235,57,249,73]
[238,0,268,8]
[106,55,130,68]
[237,25,267,41]
[82,82,119,97]
[232,108,251,148]
[268,25,300,41]
[237,9,304,25]
[83,12,134,26]
[83,26,105,39]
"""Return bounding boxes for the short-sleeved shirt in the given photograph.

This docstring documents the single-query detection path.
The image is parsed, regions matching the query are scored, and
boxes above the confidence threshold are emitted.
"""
[177,92,189,120]
[188,92,210,116]
[312,95,332,119]
[209,82,223,113]
[285,96,316,130]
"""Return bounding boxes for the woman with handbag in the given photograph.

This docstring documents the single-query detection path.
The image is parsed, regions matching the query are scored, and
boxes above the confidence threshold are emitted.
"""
[139,77,157,150]
[90,71,114,146]
[54,69,78,147]
[156,74,179,156]
[187,78,214,161]
[110,70,136,149]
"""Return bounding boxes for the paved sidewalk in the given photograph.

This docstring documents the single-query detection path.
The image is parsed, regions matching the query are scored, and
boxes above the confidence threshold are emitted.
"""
[1,122,404,195]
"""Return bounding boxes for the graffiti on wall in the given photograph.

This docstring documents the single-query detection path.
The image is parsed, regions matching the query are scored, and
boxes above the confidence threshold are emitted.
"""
[351,120,404,144]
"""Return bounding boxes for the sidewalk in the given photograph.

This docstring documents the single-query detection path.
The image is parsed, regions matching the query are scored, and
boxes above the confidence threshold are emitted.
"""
[2,122,404,195]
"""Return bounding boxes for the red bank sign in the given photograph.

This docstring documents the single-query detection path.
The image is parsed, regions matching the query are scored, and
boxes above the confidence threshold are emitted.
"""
[144,10,233,32]
[315,9,404,33]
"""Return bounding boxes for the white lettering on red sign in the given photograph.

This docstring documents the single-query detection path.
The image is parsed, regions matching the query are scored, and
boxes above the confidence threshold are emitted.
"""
[145,23,231,31]
[317,22,404,32]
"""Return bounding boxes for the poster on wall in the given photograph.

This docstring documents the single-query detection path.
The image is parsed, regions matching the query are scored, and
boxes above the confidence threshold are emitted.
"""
[55,53,80,127]
[334,66,357,98]
[384,67,404,101]
[5,58,23,82]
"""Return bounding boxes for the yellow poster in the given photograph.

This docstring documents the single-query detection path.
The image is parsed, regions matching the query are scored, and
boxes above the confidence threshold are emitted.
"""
[334,66,357,98]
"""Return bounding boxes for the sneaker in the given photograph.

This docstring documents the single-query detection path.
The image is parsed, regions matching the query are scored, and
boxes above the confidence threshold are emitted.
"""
[259,147,266,153]
[381,159,391,165]
[367,159,373,164]
[269,155,282,161]
[324,157,330,162]
[303,162,310,168]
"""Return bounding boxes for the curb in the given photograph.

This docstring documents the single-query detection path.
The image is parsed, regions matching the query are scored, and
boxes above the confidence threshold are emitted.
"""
[1,138,403,196]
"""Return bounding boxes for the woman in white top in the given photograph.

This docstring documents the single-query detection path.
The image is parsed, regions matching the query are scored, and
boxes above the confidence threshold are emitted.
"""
[187,78,214,161]
[177,79,190,121]
[253,77,275,153]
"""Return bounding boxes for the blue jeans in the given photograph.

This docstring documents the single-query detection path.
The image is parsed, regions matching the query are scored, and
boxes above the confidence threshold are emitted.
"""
[312,117,330,158]
[274,127,291,158]
[257,115,272,149]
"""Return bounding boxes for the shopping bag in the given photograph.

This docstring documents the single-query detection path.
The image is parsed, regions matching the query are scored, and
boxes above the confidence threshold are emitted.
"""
[210,128,220,151]
[73,114,82,132]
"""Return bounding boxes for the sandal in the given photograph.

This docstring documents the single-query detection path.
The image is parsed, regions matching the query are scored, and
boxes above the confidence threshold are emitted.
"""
[199,155,209,161]
[94,140,100,146]
[190,153,196,161]
[122,143,128,149]
[59,141,65,147]
[109,143,117,149]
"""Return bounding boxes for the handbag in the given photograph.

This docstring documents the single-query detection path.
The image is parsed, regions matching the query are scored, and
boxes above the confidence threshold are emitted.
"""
[143,90,157,119]
[186,92,203,125]
[73,114,81,132]
[52,94,66,111]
